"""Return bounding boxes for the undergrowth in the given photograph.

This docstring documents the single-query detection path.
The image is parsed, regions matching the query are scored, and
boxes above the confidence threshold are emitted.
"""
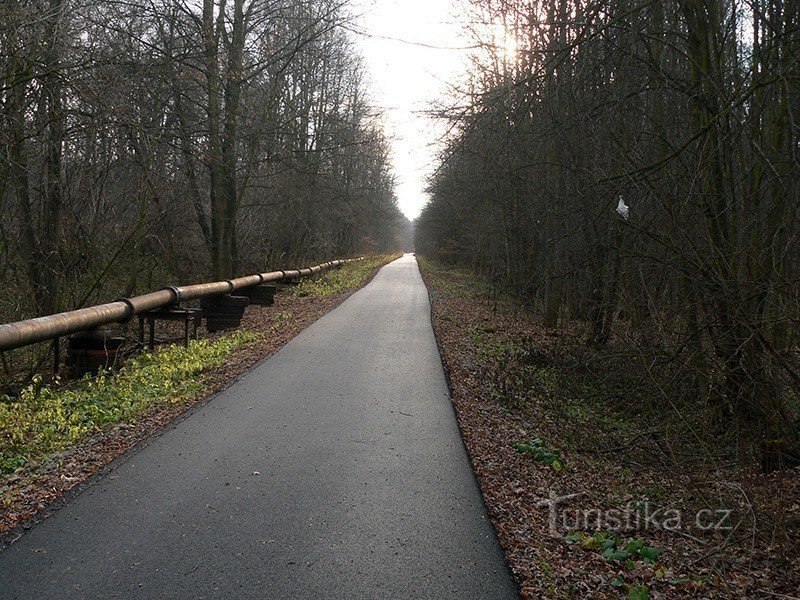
[420,255,800,597]
[417,256,491,299]
[0,331,260,476]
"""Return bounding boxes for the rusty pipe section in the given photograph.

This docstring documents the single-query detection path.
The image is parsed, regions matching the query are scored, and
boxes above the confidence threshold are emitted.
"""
[0,257,362,352]
[120,289,176,314]
[0,302,131,352]
[175,280,233,302]
[229,274,263,292]
[260,271,285,283]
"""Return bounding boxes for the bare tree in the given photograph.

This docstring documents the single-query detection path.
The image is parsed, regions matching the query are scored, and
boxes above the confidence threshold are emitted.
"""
[417,0,800,459]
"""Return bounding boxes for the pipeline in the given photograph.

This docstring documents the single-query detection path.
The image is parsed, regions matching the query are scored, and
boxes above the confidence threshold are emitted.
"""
[0,258,362,352]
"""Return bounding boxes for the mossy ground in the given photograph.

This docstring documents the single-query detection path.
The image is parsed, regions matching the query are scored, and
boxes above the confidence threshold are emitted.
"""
[0,331,260,476]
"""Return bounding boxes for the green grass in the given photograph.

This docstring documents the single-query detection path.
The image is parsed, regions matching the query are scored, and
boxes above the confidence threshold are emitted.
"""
[0,331,260,476]
[269,310,295,331]
[417,256,490,299]
[293,254,400,298]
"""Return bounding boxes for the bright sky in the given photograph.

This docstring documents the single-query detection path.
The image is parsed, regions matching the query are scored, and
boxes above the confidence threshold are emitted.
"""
[348,0,468,220]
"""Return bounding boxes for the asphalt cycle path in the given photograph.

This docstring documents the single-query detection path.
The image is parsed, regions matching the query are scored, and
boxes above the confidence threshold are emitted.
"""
[0,254,517,599]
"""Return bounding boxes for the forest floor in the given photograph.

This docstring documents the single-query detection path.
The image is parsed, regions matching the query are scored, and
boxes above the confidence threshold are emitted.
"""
[0,254,398,538]
[418,257,800,600]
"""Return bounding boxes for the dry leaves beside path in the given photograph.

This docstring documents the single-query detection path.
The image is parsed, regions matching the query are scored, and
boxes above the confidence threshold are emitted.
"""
[418,259,799,600]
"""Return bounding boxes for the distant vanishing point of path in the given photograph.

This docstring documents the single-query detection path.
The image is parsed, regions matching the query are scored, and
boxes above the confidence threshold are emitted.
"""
[0,255,517,599]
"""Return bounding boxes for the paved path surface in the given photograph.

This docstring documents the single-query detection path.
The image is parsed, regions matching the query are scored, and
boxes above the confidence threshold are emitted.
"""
[0,255,517,599]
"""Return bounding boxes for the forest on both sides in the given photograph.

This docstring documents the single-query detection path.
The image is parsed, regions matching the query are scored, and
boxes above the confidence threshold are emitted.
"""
[0,0,411,331]
[416,0,800,464]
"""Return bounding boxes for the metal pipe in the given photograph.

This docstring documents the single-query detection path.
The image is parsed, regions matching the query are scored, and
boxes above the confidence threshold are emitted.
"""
[0,302,130,351]
[176,280,233,301]
[260,271,285,283]
[0,257,362,352]
[121,289,176,315]
[229,274,263,291]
